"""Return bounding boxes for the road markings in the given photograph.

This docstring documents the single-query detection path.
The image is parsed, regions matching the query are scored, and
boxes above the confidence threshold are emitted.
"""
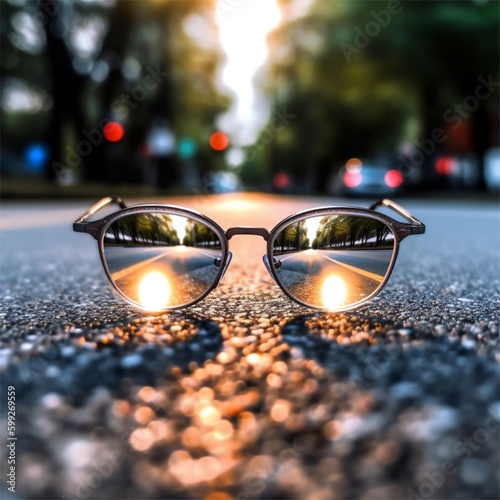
[110,247,218,281]
[276,252,384,283]
[111,249,173,281]
[320,254,384,282]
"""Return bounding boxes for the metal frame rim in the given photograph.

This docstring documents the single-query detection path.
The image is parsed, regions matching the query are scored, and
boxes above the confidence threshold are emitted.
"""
[97,205,230,312]
[266,208,401,312]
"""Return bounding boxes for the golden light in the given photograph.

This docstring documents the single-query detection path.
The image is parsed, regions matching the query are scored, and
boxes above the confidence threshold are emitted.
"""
[138,386,156,403]
[321,275,347,310]
[216,1,280,108]
[194,456,221,482]
[199,405,221,426]
[346,158,363,173]
[219,198,255,211]
[216,0,281,144]
[112,400,131,417]
[304,216,322,243]
[270,399,291,422]
[129,428,154,452]
[246,353,261,365]
[213,419,234,440]
[138,271,170,311]
[134,406,155,425]
[170,215,188,242]
[199,387,214,401]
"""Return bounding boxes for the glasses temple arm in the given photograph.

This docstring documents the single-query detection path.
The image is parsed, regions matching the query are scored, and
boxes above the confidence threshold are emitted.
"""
[370,199,425,234]
[73,196,127,230]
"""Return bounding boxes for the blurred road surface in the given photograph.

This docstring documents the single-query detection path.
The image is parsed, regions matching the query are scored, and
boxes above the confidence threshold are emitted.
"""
[0,193,499,500]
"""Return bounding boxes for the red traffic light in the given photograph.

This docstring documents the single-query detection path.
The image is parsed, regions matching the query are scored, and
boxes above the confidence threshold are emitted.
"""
[103,122,124,142]
[209,131,229,151]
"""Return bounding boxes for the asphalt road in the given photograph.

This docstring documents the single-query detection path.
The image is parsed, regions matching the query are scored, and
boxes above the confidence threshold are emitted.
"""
[0,193,499,500]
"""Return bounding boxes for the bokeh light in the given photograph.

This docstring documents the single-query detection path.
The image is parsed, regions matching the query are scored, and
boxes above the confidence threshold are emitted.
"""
[178,137,197,159]
[321,275,347,310]
[103,121,124,142]
[343,171,362,188]
[209,131,229,151]
[138,272,170,311]
[435,156,456,176]
[273,172,290,189]
[25,143,48,172]
[384,169,403,188]
[346,158,363,173]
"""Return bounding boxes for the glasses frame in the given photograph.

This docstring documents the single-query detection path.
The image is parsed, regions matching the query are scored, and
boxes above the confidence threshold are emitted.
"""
[74,196,425,312]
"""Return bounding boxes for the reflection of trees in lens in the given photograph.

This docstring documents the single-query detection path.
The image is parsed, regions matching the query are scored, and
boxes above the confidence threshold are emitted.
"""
[105,214,222,250]
[104,213,181,246]
[183,220,222,249]
[274,220,309,253]
[312,216,392,250]
[274,216,393,254]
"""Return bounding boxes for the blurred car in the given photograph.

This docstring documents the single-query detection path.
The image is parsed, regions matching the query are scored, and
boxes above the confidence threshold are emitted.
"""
[434,154,481,188]
[204,171,242,193]
[330,158,405,197]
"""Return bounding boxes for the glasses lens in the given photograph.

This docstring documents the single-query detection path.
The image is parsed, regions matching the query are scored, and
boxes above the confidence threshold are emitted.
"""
[271,215,395,309]
[103,212,224,310]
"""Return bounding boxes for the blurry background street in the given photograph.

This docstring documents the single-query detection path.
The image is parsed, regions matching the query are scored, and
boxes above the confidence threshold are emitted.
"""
[1,0,499,498]
[1,0,499,195]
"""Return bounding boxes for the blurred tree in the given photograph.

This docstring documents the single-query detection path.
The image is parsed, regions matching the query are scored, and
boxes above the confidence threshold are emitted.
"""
[1,0,230,186]
[242,0,499,192]
[274,220,308,252]
[355,0,500,189]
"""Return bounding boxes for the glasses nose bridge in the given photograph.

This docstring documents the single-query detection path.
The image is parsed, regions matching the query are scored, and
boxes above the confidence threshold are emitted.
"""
[225,226,270,241]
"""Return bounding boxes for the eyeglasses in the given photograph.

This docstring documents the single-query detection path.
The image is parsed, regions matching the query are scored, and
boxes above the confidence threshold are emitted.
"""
[73,196,425,312]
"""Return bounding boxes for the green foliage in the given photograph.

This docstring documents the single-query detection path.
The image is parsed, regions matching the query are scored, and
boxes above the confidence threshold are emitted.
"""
[2,0,230,181]
[274,220,309,252]
[312,215,391,249]
[107,214,180,246]
[242,0,499,191]
[183,220,221,248]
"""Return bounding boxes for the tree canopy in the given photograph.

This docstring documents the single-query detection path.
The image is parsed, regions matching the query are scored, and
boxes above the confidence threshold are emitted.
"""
[241,0,499,191]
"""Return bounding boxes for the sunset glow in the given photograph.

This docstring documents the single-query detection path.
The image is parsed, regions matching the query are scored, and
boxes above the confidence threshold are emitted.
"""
[321,274,347,310]
[138,272,171,311]
[216,0,281,144]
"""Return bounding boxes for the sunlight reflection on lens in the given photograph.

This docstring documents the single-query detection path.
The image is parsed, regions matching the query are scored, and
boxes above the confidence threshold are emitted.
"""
[321,275,347,310]
[170,215,188,241]
[138,271,171,311]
